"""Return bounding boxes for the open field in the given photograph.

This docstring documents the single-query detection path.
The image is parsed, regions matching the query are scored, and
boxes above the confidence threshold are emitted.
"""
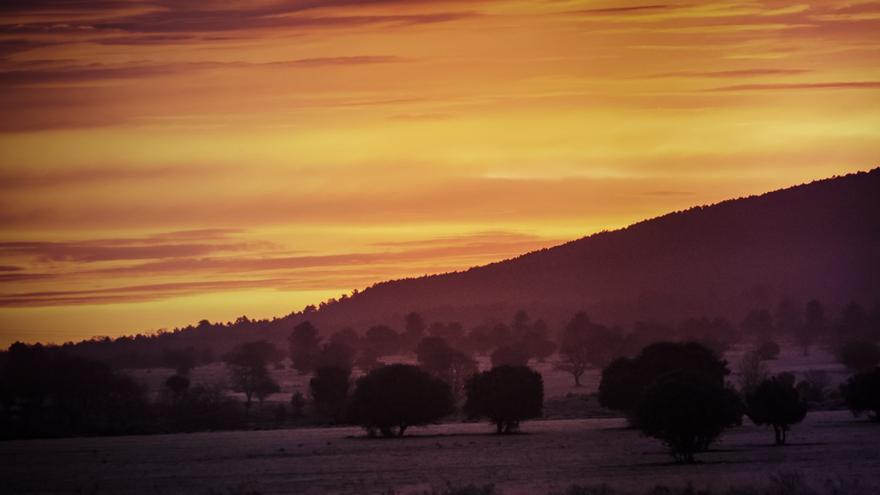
[3,410,878,494]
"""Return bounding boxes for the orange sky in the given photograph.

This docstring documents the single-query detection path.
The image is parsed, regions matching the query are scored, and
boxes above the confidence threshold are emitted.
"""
[1,0,878,346]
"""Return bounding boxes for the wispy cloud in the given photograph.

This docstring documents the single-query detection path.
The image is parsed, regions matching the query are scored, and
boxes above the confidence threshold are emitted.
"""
[707,81,880,91]
[0,56,406,86]
[0,229,268,263]
[569,4,678,16]
[643,68,811,79]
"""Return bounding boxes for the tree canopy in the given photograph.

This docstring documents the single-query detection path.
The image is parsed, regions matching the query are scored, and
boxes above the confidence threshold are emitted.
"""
[599,341,729,414]
[745,374,807,445]
[464,365,543,434]
[346,364,453,437]
[634,370,742,463]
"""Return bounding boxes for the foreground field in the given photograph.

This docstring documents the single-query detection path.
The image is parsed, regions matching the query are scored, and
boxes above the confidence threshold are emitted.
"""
[2,410,878,494]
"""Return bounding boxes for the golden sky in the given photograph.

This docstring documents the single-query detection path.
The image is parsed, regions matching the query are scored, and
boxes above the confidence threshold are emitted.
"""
[1,0,878,346]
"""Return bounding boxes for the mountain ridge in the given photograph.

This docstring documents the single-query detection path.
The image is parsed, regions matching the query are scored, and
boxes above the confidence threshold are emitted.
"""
[315,168,878,324]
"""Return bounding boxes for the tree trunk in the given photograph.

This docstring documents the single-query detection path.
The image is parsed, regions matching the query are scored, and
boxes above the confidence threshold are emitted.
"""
[773,425,783,445]
[496,422,503,434]
[398,425,407,437]
[574,373,582,387]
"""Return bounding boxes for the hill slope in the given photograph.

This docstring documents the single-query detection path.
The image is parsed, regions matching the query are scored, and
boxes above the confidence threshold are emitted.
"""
[315,169,880,327]
[46,169,880,363]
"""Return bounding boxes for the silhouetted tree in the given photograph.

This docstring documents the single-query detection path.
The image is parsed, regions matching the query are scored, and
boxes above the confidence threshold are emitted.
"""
[427,322,466,348]
[841,367,880,420]
[837,340,880,373]
[364,325,401,357]
[599,341,730,415]
[557,312,623,386]
[512,310,531,340]
[356,347,383,372]
[795,370,829,405]
[309,367,350,421]
[774,299,803,341]
[745,374,807,445]
[838,302,868,342]
[464,365,543,434]
[161,346,198,376]
[160,384,242,432]
[164,374,190,400]
[224,341,281,409]
[677,317,736,355]
[416,337,478,401]
[290,391,306,418]
[736,350,768,395]
[316,340,355,371]
[634,370,742,463]
[800,300,824,355]
[522,321,557,362]
[347,364,453,437]
[404,312,426,348]
[630,321,675,349]
[491,343,530,368]
[1,343,150,438]
[754,340,780,361]
[464,324,496,355]
[289,321,321,374]
[329,327,360,350]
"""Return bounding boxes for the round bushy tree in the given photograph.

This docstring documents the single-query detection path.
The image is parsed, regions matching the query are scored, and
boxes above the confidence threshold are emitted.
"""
[464,365,543,434]
[745,375,807,445]
[346,364,453,437]
[634,370,742,463]
[599,341,730,415]
[841,367,880,420]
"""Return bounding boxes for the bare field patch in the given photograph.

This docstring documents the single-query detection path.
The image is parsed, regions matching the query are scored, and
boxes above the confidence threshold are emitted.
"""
[3,411,878,494]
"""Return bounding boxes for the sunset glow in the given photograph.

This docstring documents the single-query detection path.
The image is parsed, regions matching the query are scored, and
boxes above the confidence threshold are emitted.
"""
[1,0,878,345]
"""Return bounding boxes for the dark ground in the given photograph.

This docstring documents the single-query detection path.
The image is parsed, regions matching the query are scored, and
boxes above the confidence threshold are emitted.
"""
[2,411,878,494]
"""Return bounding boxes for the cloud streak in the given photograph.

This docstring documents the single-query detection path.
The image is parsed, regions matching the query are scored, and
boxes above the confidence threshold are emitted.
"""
[708,81,880,91]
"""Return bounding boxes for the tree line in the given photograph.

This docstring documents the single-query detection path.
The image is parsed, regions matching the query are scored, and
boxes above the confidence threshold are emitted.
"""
[2,302,879,444]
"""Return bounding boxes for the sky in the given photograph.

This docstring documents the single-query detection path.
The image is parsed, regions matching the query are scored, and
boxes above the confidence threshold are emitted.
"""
[1,0,878,346]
